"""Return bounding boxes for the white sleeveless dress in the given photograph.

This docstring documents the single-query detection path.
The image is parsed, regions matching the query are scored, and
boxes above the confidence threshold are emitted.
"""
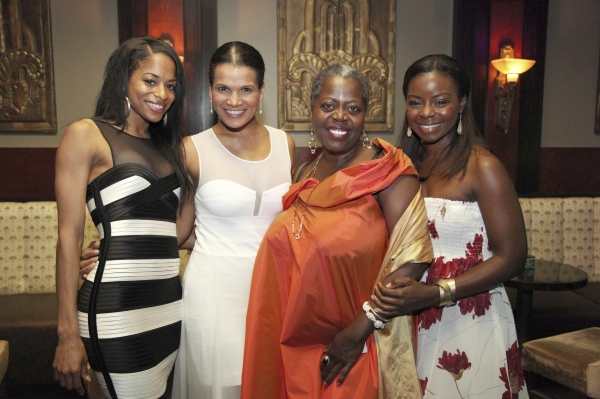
[416,198,528,399]
[173,126,291,399]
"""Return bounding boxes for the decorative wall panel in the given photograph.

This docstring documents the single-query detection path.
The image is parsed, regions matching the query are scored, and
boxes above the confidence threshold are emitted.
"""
[277,0,396,132]
[0,0,56,134]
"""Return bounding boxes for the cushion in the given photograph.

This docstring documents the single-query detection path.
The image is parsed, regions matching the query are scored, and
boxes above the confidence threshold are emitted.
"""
[0,340,8,384]
[0,293,58,385]
[522,327,600,398]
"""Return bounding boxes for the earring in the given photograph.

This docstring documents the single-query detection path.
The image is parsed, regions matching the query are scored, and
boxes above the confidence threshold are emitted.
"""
[210,99,213,114]
[259,100,263,115]
[457,113,462,135]
[407,127,412,137]
[124,96,131,118]
[308,131,317,155]
[361,131,372,149]
[163,112,168,127]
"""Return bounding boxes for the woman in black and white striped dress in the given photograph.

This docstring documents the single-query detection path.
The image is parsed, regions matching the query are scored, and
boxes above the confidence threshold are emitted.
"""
[53,37,195,399]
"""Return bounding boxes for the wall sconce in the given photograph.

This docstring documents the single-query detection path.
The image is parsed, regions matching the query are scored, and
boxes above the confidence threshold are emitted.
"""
[491,45,535,134]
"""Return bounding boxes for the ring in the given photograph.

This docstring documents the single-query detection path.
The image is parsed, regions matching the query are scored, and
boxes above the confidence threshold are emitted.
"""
[321,355,331,366]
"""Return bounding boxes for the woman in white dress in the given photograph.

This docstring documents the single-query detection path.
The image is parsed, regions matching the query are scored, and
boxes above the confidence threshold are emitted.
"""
[81,41,296,399]
[370,54,529,398]
[173,41,296,399]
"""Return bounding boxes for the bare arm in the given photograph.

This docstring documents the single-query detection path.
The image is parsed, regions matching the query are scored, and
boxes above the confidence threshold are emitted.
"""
[285,132,297,177]
[453,150,527,297]
[53,120,106,395]
[372,149,527,318]
[321,173,428,386]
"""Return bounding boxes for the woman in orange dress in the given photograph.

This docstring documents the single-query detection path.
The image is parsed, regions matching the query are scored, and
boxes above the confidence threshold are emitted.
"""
[241,64,433,399]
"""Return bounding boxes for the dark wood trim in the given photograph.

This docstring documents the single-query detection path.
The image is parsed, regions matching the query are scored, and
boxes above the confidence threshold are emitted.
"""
[515,0,549,195]
[3,147,597,201]
[0,148,56,201]
[453,0,491,135]
[538,148,600,196]
[117,0,148,43]
[183,0,217,135]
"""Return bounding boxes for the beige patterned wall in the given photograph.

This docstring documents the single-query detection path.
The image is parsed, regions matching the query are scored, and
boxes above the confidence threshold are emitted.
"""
[519,197,600,282]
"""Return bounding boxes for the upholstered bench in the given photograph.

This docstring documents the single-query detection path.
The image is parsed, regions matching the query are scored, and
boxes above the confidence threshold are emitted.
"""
[522,327,600,398]
[0,340,8,398]
[0,202,189,387]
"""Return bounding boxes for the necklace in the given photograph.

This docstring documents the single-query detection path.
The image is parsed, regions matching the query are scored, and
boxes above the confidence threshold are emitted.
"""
[291,143,359,240]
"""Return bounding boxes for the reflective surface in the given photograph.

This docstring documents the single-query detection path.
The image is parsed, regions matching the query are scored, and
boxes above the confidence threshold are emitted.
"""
[505,259,588,291]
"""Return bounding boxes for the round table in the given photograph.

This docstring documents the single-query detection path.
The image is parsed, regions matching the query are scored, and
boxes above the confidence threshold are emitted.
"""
[504,259,588,342]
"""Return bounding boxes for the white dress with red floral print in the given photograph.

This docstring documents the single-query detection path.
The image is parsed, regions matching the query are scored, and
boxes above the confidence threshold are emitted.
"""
[416,198,528,399]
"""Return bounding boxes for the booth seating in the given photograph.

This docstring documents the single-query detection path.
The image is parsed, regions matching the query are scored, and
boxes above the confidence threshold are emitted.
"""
[522,328,600,398]
[0,198,598,388]
[0,202,189,386]
[518,197,600,283]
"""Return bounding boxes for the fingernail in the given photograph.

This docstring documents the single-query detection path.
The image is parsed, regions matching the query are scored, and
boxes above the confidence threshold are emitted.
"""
[386,282,391,288]
[94,250,100,255]
[371,295,376,300]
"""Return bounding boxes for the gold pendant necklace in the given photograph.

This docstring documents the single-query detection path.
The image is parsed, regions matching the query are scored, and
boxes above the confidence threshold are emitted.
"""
[291,143,359,240]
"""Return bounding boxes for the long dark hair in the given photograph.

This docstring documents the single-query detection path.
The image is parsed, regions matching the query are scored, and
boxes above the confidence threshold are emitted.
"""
[208,41,265,88]
[399,54,484,180]
[94,36,193,205]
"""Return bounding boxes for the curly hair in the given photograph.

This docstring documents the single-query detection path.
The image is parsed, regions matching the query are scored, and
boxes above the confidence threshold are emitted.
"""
[310,63,371,111]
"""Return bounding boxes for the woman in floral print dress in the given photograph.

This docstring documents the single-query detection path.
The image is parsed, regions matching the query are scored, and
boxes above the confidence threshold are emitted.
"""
[371,54,529,398]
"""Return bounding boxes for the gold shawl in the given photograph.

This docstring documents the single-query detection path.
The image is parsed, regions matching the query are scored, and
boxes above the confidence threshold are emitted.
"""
[374,188,433,399]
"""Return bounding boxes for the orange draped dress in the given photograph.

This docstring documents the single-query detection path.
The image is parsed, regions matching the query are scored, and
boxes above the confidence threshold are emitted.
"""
[241,140,427,399]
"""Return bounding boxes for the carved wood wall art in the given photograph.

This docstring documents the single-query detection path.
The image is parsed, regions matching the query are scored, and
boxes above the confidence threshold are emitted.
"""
[278,0,396,132]
[0,0,56,134]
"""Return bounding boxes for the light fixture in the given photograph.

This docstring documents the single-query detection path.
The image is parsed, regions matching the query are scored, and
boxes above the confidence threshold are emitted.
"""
[491,45,535,134]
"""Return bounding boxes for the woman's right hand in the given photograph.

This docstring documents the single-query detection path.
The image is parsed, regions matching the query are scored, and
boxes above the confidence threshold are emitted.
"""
[80,241,100,279]
[53,336,91,395]
[371,277,439,319]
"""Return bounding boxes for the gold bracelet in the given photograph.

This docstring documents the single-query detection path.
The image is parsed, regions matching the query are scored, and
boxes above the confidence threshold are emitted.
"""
[435,279,457,306]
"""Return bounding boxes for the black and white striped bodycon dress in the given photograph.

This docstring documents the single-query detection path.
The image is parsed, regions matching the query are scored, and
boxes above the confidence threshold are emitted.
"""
[77,120,182,399]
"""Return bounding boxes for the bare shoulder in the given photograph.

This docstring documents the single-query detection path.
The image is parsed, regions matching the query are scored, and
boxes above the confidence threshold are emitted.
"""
[62,118,99,139]
[58,118,105,155]
[467,145,516,200]
[285,131,296,151]
[468,145,509,180]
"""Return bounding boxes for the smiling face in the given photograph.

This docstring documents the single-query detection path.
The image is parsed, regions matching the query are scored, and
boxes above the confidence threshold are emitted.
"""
[126,52,177,127]
[405,71,466,146]
[311,76,366,155]
[210,63,264,132]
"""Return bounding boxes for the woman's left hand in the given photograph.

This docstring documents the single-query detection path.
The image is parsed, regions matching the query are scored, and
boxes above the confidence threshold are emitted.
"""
[371,277,439,319]
[320,315,373,386]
